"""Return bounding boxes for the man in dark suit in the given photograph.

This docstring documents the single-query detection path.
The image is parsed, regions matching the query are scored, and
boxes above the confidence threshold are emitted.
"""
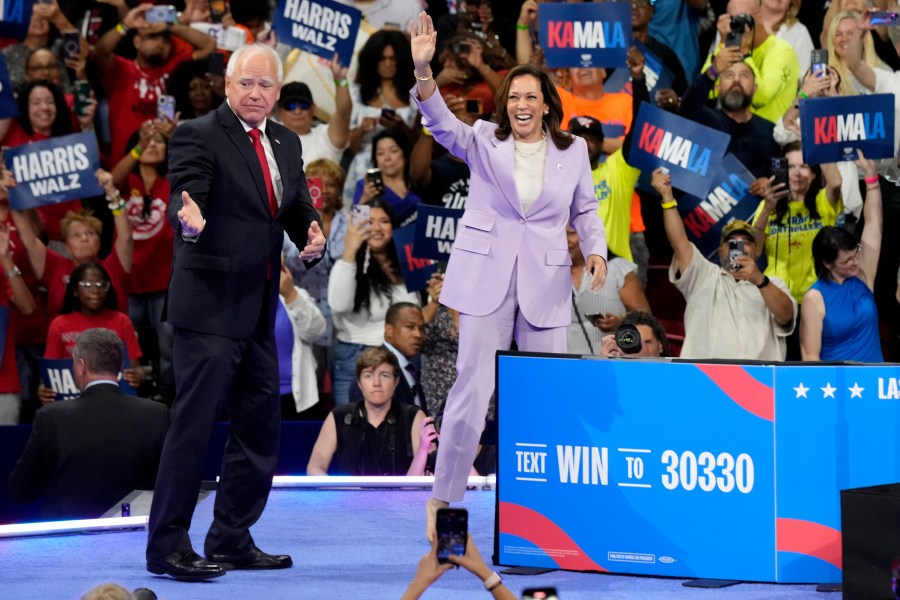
[8,328,169,519]
[349,303,426,410]
[145,43,325,581]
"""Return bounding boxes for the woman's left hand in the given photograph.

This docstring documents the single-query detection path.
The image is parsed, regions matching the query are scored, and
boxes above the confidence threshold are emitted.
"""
[587,254,607,291]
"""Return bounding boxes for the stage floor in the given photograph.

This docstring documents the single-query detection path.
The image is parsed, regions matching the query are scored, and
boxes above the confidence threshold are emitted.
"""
[0,487,833,599]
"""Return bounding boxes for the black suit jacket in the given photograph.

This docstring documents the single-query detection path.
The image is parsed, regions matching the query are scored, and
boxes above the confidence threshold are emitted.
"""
[164,102,323,337]
[8,383,169,519]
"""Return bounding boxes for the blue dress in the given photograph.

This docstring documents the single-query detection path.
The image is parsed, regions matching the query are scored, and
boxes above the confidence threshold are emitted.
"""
[810,276,883,362]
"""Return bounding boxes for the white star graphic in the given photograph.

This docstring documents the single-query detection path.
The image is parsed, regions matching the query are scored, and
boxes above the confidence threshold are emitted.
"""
[794,382,809,398]
[821,382,837,398]
[848,382,864,398]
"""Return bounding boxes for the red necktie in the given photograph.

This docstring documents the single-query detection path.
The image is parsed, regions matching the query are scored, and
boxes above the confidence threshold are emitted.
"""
[248,128,277,217]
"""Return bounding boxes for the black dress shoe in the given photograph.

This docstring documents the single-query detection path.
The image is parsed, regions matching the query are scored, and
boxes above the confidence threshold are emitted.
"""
[147,550,227,581]
[206,546,293,570]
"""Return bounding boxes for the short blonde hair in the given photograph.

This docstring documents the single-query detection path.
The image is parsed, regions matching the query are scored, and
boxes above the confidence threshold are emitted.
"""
[61,209,103,240]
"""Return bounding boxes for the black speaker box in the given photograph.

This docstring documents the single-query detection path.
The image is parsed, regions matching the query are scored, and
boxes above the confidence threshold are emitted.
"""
[841,483,900,600]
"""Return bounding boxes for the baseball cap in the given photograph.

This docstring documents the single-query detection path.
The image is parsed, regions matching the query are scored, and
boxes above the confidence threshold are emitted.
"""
[721,219,755,243]
[279,82,313,108]
[567,115,606,143]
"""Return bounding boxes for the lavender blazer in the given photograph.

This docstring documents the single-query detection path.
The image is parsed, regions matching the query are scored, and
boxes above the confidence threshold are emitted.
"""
[414,89,607,328]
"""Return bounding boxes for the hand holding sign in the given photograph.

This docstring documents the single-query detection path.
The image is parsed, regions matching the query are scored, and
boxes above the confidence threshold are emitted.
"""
[519,0,538,27]
[626,46,645,79]
[178,191,205,236]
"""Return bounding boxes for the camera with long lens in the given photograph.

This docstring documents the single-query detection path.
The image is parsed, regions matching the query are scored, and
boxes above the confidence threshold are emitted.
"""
[730,13,755,34]
[615,323,642,354]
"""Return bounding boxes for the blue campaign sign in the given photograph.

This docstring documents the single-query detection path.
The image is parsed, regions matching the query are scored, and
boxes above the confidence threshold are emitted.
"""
[5,132,104,210]
[0,55,18,119]
[800,94,895,164]
[0,0,33,42]
[393,222,438,292]
[628,102,730,198]
[603,41,675,97]
[676,153,759,258]
[413,204,463,262]
[539,2,631,68]
[273,0,361,66]
[497,355,777,581]
[39,356,138,402]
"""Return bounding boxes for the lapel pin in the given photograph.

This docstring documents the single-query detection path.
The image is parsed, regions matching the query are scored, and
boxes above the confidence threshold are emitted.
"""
[274,138,281,145]
[557,163,562,170]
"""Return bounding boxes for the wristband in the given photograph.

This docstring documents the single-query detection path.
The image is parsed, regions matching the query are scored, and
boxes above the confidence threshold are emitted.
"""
[864,175,879,185]
[130,146,143,160]
[334,79,349,87]
[482,572,502,591]
[756,275,770,289]
[116,22,128,35]
[413,69,432,81]
[798,91,809,99]
[706,64,719,80]
[421,126,432,137]
[660,199,677,210]
[516,23,529,30]
[5,265,20,279]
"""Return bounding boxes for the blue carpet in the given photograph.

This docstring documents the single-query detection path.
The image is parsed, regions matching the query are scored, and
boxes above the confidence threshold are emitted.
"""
[0,488,835,599]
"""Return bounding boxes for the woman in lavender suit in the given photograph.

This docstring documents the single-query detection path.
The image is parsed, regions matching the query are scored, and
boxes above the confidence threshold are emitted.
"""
[410,12,608,541]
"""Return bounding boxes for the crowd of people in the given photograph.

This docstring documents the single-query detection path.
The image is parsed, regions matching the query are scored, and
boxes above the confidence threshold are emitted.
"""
[0,0,896,591]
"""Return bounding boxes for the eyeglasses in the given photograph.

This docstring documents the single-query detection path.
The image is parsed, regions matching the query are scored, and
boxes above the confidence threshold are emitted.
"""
[283,100,311,111]
[835,245,861,267]
[77,281,110,291]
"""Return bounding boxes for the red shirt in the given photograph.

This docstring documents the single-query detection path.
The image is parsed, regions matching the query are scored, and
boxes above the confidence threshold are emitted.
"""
[0,288,21,393]
[122,173,173,294]
[42,250,129,321]
[102,39,194,163]
[1,121,82,242]
[44,308,142,361]
[0,213,48,345]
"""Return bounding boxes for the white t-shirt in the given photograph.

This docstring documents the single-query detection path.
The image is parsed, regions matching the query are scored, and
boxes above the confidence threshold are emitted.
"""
[298,122,344,166]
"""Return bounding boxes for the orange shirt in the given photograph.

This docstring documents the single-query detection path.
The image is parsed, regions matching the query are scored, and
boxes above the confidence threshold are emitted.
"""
[557,87,633,139]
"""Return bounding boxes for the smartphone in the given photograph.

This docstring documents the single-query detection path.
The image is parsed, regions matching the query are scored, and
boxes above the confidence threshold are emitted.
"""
[724,31,741,48]
[584,313,603,323]
[157,94,176,121]
[771,157,788,189]
[74,80,91,117]
[436,508,467,564]
[62,31,81,62]
[207,51,225,77]
[523,588,559,600]
[380,106,397,120]
[351,204,371,229]
[307,176,323,210]
[870,11,900,26]
[465,98,483,114]
[146,5,178,24]
[728,238,745,270]
[811,49,828,78]
[209,0,228,23]
[366,168,385,195]
[452,41,471,55]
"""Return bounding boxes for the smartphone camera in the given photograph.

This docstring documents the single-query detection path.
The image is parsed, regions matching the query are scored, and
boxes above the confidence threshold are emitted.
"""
[157,95,176,121]
[771,157,788,189]
[730,13,755,34]
[146,5,177,24]
[62,31,80,62]
[465,98,483,114]
[380,106,397,120]
[436,508,467,564]
[452,41,471,55]
[811,49,828,79]
[366,168,385,195]
[728,238,745,271]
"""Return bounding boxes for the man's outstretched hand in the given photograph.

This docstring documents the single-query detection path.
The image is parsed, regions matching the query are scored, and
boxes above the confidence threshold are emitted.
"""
[300,220,326,261]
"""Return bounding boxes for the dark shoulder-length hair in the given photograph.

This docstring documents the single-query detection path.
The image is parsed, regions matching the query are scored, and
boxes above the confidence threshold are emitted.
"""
[168,59,220,119]
[353,198,400,314]
[61,262,118,315]
[17,79,73,137]
[811,225,858,280]
[370,128,412,185]
[493,64,572,150]
[775,141,822,227]
[356,30,415,105]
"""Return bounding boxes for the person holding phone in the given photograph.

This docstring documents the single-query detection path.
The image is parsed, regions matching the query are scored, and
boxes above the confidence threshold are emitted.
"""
[353,129,423,222]
[410,12,608,542]
[751,142,842,358]
[433,32,511,119]
[653,167,796,361]
[327,199,419,406]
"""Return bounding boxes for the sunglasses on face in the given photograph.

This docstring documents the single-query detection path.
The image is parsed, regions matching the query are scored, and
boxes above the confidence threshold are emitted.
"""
[283,100,311,111]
